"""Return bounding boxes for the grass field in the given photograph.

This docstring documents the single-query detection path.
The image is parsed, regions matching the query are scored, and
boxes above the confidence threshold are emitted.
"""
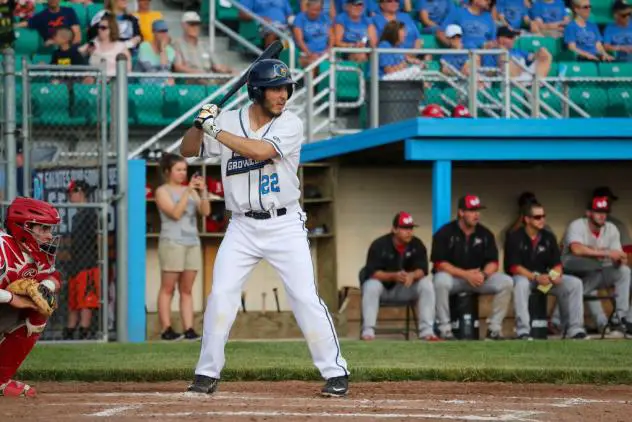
[19,339,632,385]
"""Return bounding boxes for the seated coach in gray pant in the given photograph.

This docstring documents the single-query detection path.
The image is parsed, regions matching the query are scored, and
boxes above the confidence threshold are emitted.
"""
[432,195,513,340]
[361,212,437,341]
[504,201,587,340]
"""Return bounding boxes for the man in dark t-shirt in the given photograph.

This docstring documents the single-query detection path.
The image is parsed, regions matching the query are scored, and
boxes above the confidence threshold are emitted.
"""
[16,0,81,45]
[360,212,438,341]
[63,180,100,341]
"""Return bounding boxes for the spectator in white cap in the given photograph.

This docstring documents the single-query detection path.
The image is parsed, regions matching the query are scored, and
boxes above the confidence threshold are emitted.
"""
[133,0,163,43]
[173,11,235,82]
[440,24,473,76]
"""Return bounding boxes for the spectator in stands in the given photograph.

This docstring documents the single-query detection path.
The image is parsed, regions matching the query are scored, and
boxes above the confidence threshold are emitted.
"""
[302,0,337,19]
[89,0,142,54]
[561,196,632,338]
[505,201,588,340]
[439,24,472,76]
[378,20,426,78]
[418,0,455,34]
[240,0,295,48]
[63,180,100,341]
[494,26,552,81]
[50,26,87,80]
[528,0,570,38]
[16,0,81,46]
[137,19,180,86]
[431,194,513,340]
[438,0,496,53]
[334,0,378,62]
[293,0,334,67]
[173,12,234,81]
[155,153,210,341]
[14,0,35,22]
[493,0,529,32]
[373,0,422,62]
[564,0,614,61]
[604,0,632,62]
[81,13,131,77]
[360,212,439,341]
[0,0,15,50]
[133,0,163,43]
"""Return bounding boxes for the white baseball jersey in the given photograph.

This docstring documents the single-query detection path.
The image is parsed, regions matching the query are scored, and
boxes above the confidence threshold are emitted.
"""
[199,106,303,214]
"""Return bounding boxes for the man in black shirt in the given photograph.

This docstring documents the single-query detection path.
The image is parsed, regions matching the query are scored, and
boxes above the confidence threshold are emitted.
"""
[63,180,100,340]
[361,212,438,341]
[504,201,587,340]
[431,195,513,340]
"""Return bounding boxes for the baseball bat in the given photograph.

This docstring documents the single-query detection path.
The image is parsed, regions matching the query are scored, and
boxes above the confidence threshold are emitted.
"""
[273,288,281,313]
[193,40,285,130]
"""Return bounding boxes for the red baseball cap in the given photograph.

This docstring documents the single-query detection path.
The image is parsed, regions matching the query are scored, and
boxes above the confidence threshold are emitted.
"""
[589,196,610,213]
[452,104,472,118]
[458,194,486,211]
[421,104,445,118]
[392,211,419,228]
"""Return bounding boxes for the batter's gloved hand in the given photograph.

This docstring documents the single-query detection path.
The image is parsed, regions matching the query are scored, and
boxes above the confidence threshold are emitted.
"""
[6,278,57,317]
[194,104,222,137]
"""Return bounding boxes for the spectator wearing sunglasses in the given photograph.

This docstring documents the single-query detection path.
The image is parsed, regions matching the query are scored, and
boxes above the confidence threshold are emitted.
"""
[603,0,632,62]
[564,0,614,61]
[528,0,570,38]
[137,19,180,86]
[504,201,588,340]
[81,14,131,77]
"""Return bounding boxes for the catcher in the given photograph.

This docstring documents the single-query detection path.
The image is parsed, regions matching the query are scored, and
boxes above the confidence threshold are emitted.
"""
[0,197,61,398]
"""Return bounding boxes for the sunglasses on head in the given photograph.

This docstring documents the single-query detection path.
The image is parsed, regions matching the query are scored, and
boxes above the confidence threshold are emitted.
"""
[530,214,546,220]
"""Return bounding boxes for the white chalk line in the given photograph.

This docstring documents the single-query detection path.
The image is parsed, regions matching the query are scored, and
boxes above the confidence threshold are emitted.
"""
[87,405,142,417]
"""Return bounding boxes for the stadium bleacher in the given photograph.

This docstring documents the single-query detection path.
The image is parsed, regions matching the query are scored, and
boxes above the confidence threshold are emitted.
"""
[9,0,632,126]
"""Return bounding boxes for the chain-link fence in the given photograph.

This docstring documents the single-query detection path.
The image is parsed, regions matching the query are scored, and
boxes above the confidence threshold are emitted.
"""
[0,200,113,342]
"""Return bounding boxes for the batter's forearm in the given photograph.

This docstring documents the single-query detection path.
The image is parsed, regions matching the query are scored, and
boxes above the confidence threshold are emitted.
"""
[181,127,204,157]
[215,130,276,161]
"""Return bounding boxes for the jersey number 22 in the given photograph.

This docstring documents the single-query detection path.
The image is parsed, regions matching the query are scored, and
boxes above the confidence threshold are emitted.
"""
[260,173,280,195]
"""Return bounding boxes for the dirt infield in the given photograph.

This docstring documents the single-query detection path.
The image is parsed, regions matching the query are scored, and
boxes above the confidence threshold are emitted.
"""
[2,381,632,421]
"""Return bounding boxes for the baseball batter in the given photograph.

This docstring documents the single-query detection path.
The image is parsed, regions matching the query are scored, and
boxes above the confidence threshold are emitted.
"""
[180,59,349,397]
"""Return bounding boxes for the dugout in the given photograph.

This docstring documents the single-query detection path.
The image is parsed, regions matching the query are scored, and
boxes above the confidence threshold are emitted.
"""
[129,118,632,341]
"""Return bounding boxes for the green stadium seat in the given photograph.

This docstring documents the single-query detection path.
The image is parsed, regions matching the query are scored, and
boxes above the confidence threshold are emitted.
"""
[164,85,208,124]
[238,21,263,50]
[558,61,599,77]
[607,88,632,117]
[516,36,561,58]
[598,62,632,77]
[128,84,168,126]
[420,34,439,50]
[72,83,114,125]
[569,86,608,117]
[591,0,614,25]
[280,47,302,69]
[31,83,72,125]
[86,3,104,24]
[14,28,41,56]
[538,88,563,116]
[32,54,52,65]
[62,2,88,28]
[201,0,240,26]
[317,60,365,102]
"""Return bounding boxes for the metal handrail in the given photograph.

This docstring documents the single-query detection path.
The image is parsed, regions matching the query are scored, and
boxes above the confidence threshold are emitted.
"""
[210,0,296,71]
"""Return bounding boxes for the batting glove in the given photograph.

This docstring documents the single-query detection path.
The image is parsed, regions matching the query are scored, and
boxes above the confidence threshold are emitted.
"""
[194,104,222,137]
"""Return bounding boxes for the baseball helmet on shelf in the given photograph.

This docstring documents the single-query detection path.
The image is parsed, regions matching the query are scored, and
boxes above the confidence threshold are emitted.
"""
[420,104,445,118]
[247,59,297,103]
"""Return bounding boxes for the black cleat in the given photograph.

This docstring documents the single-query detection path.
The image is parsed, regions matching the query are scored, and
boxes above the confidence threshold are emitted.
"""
[183,328,201,341]
[186,375,219,395]
[321,375,348,397]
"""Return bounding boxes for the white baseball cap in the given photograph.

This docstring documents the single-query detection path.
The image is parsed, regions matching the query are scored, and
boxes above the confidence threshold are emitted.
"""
[445,24,463,38]
[182,11,202,23]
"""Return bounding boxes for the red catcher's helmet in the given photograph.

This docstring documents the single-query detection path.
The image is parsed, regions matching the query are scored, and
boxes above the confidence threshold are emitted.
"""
[421,104,445,118]
[452,104,472,118]
[5,197,61,266]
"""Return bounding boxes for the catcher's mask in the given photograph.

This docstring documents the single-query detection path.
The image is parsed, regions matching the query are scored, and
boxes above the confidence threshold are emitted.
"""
[5,197,61,266]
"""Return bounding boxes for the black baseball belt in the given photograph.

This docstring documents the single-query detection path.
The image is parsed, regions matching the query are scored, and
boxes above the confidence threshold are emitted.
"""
[244,208,287,220]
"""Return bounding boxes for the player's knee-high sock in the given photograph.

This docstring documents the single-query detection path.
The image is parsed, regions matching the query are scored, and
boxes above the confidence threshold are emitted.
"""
[0,313,47,383]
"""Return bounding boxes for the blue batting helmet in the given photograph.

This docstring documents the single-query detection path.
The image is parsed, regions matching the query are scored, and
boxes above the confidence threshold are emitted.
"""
[246,59,297,103]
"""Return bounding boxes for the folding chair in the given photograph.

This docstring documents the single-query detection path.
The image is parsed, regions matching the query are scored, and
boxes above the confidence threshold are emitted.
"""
[583,290,618,339]
[357,267,418,340]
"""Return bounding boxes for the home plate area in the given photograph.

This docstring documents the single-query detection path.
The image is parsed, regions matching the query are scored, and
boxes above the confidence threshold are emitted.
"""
[3,381,632,421]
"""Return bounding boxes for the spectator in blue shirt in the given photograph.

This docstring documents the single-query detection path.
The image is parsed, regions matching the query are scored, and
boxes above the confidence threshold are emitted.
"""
[440,24,472,75]
[16,0,81,46]
[529,0,570,38]
[418,0,455,34]
[493,0,529,31]
[378,20,427,80]
[374,0,422,51]
[334,0,378,62]
[564,0,614,61]
[604,0,632,62]
[438,0,497,50]
[294,0,334,67]
[492,26,552,81]
[240,0,295,47]
[302,0,337,19]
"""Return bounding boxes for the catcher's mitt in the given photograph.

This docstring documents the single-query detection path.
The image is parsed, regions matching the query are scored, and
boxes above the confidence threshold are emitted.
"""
[6,278,57,317]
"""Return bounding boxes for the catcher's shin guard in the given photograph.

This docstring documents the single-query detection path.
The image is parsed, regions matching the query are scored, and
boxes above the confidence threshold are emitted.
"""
[0,315,47,385]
